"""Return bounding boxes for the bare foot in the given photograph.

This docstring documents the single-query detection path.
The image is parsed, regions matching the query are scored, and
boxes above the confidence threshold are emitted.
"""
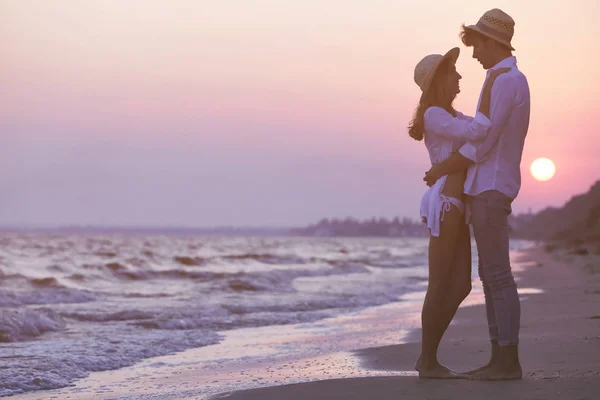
[416,360,463,379]
[467,363,523,381]
[462,361,495,375]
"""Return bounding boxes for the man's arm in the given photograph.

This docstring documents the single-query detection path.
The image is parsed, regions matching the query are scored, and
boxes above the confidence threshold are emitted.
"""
[424,74,517,186]
[459,74,516,163]
[424,152,471,186]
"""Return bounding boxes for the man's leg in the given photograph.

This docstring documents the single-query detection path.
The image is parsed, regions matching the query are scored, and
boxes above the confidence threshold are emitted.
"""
[468,190,521,380]
[463,260,499,374]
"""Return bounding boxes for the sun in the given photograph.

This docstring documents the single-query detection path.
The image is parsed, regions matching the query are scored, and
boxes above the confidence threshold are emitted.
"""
[530,158,556,181]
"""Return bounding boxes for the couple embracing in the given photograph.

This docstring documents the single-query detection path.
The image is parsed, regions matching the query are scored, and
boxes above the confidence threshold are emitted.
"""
[409,8,530,380]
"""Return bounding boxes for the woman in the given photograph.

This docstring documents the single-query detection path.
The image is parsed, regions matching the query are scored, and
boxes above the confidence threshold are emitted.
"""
[408,47,508,378]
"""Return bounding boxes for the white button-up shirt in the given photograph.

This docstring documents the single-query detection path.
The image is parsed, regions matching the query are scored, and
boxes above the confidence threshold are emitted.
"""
[420,108,491,236]
[459,56,531,199]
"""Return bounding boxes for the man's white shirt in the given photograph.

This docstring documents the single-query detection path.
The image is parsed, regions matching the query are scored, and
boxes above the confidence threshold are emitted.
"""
[459,56,531,199]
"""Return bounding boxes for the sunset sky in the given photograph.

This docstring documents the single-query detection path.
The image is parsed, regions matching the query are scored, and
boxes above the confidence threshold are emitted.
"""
[1,0,599,227]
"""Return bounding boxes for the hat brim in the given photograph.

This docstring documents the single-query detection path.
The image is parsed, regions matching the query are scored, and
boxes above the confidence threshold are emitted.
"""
[419,47,460,102]
[444,46,461,64]
[465,24,515,51]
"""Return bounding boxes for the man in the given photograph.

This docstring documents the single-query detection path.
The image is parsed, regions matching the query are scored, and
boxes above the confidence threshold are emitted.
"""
[424,8,530,380]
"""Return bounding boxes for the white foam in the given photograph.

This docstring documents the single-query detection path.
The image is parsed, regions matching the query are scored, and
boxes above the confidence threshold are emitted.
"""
[0,288,96,307]
[0,328,222,396]
[0,308,65,342]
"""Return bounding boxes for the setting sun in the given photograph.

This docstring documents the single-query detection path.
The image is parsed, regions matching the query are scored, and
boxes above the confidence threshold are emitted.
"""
[530,158,556,181]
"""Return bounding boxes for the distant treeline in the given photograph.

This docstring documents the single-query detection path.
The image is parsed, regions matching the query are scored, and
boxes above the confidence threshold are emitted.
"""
[290,217,428,237]
[510,180,600,243]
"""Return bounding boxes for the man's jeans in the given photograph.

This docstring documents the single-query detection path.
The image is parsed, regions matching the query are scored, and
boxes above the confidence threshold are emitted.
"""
[470,190,520,346]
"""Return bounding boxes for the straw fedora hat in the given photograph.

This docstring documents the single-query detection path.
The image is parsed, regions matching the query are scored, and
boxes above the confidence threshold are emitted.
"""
[414,47,460,101]
[464,8,516,51]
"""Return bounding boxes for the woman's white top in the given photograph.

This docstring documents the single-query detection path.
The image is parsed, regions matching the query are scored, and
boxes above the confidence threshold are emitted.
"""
[419,107,492,237]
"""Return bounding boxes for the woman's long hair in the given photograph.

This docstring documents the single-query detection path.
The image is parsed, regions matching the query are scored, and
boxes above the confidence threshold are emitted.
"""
[408,59,457,141]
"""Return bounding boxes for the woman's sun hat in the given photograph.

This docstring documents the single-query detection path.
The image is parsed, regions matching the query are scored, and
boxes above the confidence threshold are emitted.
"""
[414,47,460,101]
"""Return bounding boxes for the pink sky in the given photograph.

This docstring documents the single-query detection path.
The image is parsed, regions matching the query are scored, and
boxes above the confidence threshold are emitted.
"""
[1,0,599,226]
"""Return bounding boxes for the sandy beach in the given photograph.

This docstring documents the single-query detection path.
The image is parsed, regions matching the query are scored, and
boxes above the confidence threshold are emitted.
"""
[7,242,599,400]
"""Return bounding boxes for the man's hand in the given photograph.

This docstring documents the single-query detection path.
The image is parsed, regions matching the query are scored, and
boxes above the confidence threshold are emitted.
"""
[423,167,440,187]
[422,152,472,187]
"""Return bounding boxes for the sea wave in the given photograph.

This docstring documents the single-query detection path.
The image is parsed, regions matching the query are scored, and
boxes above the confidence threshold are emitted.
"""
[0,233,442,397]
[0,288,96,307]
[0,329,222,396]
[0,308,66,342]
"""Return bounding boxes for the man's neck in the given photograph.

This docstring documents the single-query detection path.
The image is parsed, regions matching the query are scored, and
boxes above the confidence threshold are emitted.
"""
[490,51,513,68]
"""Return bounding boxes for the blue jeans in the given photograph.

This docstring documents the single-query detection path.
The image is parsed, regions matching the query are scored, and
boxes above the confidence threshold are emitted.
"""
[470,190,520,346]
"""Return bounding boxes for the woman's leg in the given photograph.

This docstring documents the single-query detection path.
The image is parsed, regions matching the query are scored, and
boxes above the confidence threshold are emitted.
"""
[418,205,468,377]
[447,219,473,317]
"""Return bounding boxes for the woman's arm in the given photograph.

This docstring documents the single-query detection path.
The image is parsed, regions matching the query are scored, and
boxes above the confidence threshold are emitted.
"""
[423,71,516,186]
[423,107,491,142]
[424,67,512,143]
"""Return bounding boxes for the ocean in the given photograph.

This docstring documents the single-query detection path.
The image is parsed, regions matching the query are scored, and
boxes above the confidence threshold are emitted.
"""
[0,233,531,397]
